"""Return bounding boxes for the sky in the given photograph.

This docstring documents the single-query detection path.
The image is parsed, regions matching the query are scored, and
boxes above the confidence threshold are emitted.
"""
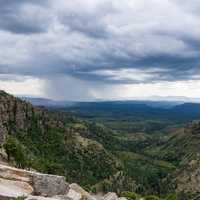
[0,0,200,101]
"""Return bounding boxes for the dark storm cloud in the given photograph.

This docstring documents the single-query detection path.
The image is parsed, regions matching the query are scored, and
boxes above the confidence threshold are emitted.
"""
[0,17,46,35]
[1,0,200,85]
[58,1,116,39]
[0,0,51,34]
[60,14,109,39]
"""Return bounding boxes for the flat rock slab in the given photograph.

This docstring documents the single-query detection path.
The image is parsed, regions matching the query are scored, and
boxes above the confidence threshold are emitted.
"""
[32,173,68,197]
[0,164,69,197]
[103,193,118,200]
[0,164,31,183]
[26,195,61,200]
[26,195,74,200]
[0,178,33,199]
[69,183,95,200]
[118,198,127,200]
[66,189,82,200]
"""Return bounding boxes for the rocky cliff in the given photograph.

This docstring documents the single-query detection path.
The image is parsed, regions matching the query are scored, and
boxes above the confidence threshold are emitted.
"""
[158,121,200,197]
[0,90,34,143]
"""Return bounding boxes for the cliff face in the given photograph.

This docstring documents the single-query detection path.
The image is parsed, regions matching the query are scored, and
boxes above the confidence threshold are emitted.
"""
[175,159,200,194]
[161,121,200,197]
[180,122,200,193]
[0,90,66,141]
[0,90,35,143]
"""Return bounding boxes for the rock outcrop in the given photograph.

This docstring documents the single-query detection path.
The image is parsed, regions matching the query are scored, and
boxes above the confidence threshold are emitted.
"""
[69,183,95,200]
[102,193,118,200]
[32,173,68,197]
[0,178,33,200]
[0,164,69,199]
[0,164,127,200]
[26,196,61,200]
[0,91,34,144]
[172,159,200,194]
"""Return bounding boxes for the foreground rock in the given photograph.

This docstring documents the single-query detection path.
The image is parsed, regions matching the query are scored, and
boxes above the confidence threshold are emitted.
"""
[32,173,68,197]
[102,193,118,200]
[0,164,69,197]
[66,189,82,200]
[0,164,127,200]
[69,183,95,200]
[0,164,31,183]
[26,195,61,200]
[0,178,33,199]
[172,159,200,194]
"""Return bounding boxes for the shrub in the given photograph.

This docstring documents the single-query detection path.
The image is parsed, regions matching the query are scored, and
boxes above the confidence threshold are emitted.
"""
[145,195,160,200]
[165,194,178,200]
[3,136,27,168]
[91,187,97,194]
[16,197,26,200]
[121,191,137,200]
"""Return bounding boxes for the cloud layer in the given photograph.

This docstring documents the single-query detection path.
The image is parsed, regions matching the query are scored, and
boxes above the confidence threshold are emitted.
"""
[0,0,200,99]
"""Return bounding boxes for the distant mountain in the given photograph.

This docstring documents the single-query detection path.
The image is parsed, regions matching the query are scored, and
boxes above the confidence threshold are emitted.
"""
[71,100,184,111]
[21,97,77,107]
[21,96,185,109]
[66,101,200,122]
[145,95,200,103]
[20,97,200,123]
[94,95,200,103]
[172,103,200,113]
[167,103,200,121]
[114,100,183,109]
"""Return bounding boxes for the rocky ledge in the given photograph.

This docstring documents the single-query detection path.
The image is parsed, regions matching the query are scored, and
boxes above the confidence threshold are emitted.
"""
[0,164,126,200]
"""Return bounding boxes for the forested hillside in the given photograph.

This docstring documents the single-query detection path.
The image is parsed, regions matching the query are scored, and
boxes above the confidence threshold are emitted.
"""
[0,91,121,190]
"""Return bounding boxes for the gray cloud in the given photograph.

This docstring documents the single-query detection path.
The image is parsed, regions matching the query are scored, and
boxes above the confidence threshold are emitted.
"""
[58,1,117,39]
[0,0,51,34]
[0,0,200,95]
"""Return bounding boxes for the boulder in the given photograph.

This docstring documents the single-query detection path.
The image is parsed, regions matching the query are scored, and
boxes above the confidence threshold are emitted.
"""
[102,193,118,200]
[0,164,69,197]
[26,195,60,200]
[69,183,95,200]
[118,198,127,200]
[66,189,82,200]
[0,164,31,183]
[0,178,33,200]
[32,173,69,197]
[53,196,72,200]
